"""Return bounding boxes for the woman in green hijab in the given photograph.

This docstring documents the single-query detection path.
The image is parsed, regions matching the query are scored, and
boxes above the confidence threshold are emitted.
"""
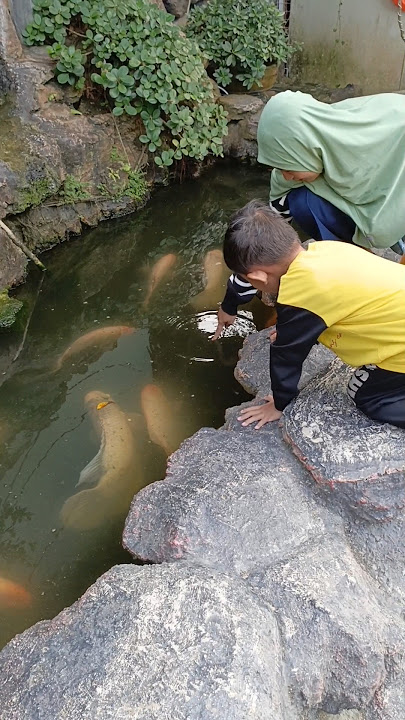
[257,90,405,258]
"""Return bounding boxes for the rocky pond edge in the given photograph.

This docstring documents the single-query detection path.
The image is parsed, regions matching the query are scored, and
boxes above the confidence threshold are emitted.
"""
[0,328,405,719]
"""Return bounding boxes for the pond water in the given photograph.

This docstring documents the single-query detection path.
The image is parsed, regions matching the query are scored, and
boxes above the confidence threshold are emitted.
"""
[0,163,273,648]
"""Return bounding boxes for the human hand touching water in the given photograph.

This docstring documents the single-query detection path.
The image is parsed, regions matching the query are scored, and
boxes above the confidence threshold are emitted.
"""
[211,307,236,341]
[237,395,282,429]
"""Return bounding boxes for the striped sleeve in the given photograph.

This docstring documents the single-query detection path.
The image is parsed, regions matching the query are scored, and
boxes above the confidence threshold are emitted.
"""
[221,274,258,315]
[269,194,292,222]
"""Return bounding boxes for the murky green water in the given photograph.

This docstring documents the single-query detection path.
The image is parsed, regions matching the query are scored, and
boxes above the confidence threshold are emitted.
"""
[0,163,272,648]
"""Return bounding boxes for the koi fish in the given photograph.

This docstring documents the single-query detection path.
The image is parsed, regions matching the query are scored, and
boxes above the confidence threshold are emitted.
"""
[143,253,177,307]
[56,326,135,370]
[60,391,140,531]
[141,383,184,456]
[0,577,31,609]
[190,249,229,311]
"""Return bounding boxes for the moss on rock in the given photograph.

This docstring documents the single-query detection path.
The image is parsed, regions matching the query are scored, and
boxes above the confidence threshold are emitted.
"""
[0,290,23,328]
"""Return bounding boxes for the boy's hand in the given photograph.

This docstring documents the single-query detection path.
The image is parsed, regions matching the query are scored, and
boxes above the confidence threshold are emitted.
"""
[211,307,236,341]
[237,395,282,429]
[269,328,277,343]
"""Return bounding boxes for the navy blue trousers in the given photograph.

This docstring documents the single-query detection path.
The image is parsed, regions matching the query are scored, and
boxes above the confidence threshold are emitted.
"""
[288,186,405,254]
[288,187,356,242]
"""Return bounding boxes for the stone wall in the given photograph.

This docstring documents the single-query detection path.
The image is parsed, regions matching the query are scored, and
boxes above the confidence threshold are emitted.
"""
[289,0,405,93]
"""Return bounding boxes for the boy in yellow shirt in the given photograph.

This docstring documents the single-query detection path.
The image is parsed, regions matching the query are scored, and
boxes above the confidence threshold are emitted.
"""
[217,201,405,430]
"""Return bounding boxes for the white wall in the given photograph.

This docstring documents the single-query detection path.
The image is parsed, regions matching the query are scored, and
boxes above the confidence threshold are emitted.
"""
[289,0,405,93]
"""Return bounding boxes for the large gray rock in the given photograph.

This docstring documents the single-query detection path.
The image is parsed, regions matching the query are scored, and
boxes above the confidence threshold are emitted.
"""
[220,94,265,159]
[0,225,27,287]
[235,328,334,396]
[250,535,402,713]
[282,360,405,521]
[163,0,189,17]
[219,94,264,122]
[0,562,298,720]
[346,513,405,606]
[123,424,403,714]
[124,425,343,573]
[365,674,405,720]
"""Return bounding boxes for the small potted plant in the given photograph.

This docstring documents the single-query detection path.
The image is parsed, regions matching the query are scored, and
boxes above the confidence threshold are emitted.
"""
[186,0,296,92]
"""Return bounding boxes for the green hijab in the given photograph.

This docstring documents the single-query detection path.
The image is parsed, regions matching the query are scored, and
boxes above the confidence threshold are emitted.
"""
[257,90,405,249]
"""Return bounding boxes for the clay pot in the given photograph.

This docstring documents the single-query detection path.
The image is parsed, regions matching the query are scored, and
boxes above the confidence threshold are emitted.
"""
[226,64,278,94]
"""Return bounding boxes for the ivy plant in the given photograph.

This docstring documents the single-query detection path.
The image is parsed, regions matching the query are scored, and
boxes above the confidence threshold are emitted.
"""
[23,0,228,166]
[186,0,297,90]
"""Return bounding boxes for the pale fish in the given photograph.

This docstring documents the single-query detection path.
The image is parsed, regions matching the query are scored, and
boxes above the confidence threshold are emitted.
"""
[60,391,141,531]
[0,577,31,609]
[190,249,230,311]
[55,325,135,370]
[141,383,185,457]
[143,253,177,307]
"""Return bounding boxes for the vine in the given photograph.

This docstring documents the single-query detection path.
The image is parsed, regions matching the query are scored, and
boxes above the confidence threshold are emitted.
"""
[23,0,228,167]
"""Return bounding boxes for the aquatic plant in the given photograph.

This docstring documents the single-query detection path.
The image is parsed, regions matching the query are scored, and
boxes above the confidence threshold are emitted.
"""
[23,0,228,167]
[186,0,296,90]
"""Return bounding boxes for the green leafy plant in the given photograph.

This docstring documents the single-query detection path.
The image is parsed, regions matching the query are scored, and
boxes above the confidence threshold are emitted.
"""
[48,42,85,90]
[23,0,228,166]
[125,169,148,201]
[0,290,23,329]
[15,178,55,212]
[186,0,297,90]
[59,175,90,203]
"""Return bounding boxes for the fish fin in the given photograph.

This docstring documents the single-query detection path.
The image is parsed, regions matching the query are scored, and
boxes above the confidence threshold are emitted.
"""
[60,488,108,531]
[76,444,104,488]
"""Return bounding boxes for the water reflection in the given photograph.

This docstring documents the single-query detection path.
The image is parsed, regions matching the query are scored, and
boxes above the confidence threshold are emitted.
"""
[0,163,271,647]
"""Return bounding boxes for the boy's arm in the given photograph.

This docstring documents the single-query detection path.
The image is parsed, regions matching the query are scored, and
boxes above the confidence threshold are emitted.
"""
[271,303,327,411]
[221,274,257,315]
[212,274,258,341]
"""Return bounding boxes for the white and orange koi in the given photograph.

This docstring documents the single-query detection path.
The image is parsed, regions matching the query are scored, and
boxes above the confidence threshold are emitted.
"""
[190,249,229,311]
[0,577,31,609]
[60,391,141,531]
[143,253,177,307]
[141,383,185,457]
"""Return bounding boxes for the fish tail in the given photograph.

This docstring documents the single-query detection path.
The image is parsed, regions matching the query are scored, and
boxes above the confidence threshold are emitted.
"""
[0,580,32,609]
[60,488,109,531]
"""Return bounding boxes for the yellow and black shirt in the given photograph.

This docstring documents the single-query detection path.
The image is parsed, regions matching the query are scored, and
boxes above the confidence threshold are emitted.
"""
[221,241,405,411]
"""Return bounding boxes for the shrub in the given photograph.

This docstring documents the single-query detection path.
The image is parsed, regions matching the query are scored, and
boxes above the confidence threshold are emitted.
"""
[23,0,228,167]
[186,0,296,90]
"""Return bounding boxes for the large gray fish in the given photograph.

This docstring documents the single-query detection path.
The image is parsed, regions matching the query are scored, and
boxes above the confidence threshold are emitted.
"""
[60,390,141,531]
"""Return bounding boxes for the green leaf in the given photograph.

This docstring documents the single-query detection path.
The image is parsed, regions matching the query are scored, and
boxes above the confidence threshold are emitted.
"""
[112,106,124,116]
[124,104,138,115]
[57,72,70,84]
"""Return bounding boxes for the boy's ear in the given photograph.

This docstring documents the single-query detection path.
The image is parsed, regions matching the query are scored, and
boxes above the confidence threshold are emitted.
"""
[246,270,268,284]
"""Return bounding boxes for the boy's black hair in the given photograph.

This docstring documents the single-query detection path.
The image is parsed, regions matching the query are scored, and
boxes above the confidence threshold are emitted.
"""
[223,200,300,275]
